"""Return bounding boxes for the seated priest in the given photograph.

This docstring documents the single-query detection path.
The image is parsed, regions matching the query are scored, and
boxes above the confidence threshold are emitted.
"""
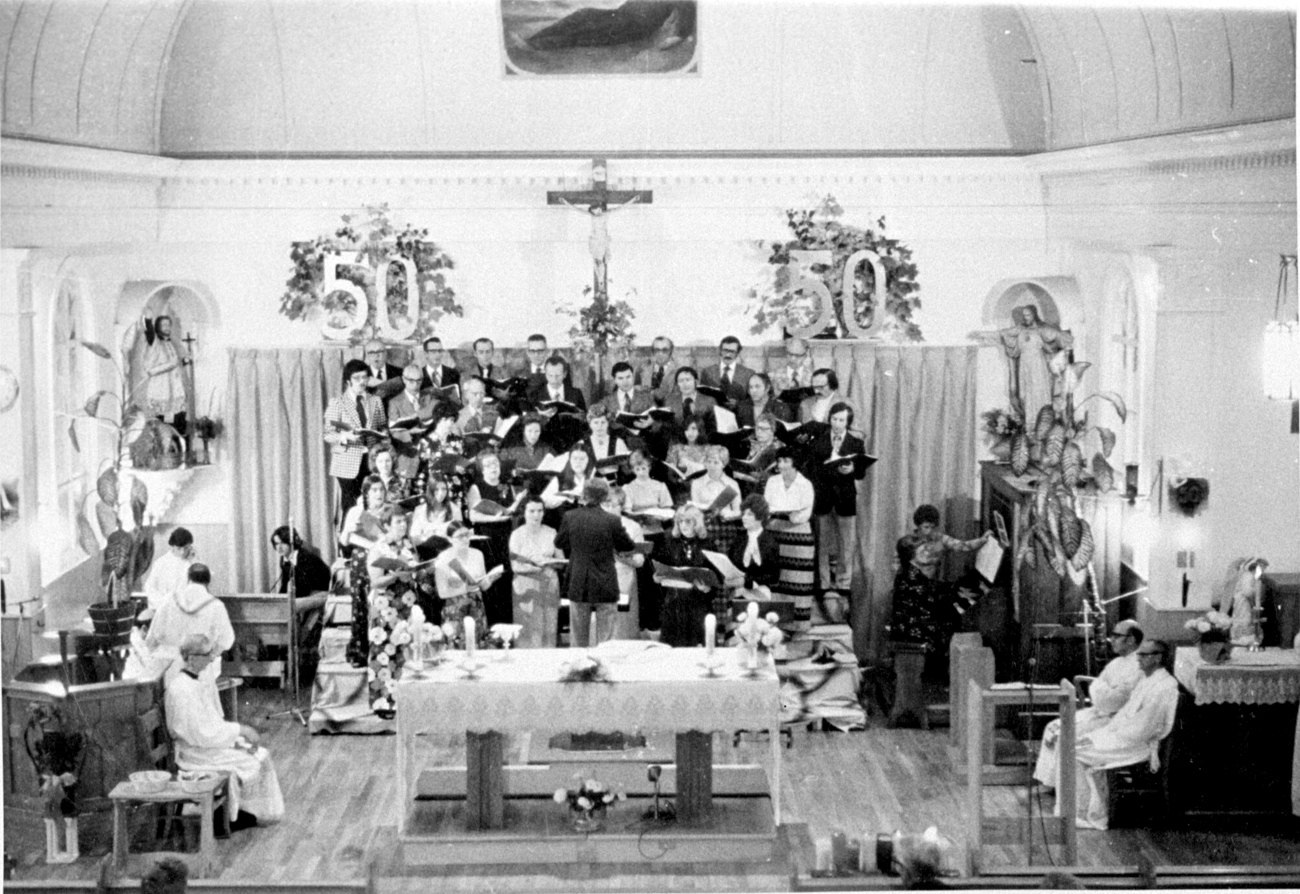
[1034,619,1145,790]
[166,634,284,829]
[1070,639,1179,830]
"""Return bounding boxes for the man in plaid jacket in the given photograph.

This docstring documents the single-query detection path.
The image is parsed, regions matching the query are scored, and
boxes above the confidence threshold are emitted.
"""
[324,359,387,517]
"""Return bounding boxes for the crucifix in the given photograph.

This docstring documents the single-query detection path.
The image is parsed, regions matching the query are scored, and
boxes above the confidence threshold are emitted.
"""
[548,158,652,301]
[180,331,199,461]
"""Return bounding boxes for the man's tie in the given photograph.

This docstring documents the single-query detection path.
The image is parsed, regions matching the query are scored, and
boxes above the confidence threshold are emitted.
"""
[355,395,367,428]
[652,365,663,391]
[721,365,732,392]
[683,397,693,420]
[621,391,630,413]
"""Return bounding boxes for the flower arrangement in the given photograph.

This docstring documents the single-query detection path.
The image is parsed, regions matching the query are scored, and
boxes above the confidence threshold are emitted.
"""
[559,284,637,358]
[1184,610,1233,644]
[746,194,923,341]
[486,624,522,650]
[280,203,462,344]
[734,609,785,652]
[553,773,626,831]
[366,584,432,713]
[559,652,612,683]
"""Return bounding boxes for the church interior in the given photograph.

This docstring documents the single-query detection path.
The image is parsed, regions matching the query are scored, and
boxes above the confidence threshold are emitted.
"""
[1,1,1298,891]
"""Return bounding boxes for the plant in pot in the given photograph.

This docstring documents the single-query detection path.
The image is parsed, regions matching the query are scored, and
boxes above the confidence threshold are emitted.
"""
[67,340,165,641]
[24,704,86,862]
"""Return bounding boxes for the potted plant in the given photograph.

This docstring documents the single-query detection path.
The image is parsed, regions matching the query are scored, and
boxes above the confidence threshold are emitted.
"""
[981,408,1024,463]
[23,704,86,863]
[1184,610,1234,664]
[553,773,626,832]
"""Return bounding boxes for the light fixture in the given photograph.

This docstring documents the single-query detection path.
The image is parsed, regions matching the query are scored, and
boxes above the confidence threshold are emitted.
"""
[1262,253,1298,401]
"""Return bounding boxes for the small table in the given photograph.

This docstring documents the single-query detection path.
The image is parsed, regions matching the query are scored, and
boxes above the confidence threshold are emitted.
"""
[108,775,223,878]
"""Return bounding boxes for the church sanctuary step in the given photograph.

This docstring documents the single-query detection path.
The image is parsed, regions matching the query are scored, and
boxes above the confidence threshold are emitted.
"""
[399,796,776,866]
[415,763,771,800]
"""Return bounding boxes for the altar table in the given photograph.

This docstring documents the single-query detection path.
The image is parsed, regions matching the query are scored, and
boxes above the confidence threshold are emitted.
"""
[1172,647,1300,816]
[394,645,782,835]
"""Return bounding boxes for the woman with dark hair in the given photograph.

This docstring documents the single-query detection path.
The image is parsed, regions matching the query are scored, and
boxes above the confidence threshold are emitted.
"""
[270,525,331,598]
[465,450,516,626]
[340,474,389,667]
[735,372,792,428]
[408,475,461,548]
[509,495,563,648]
[727,494,781,591]
[433,522,494,630]
[501,414,553,492]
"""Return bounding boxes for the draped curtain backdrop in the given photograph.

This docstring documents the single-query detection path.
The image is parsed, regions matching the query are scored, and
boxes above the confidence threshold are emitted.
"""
[227,342,979,661]
[228,348,349,592]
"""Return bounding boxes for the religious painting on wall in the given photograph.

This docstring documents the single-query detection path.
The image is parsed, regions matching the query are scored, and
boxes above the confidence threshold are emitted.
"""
[500,0,699,76]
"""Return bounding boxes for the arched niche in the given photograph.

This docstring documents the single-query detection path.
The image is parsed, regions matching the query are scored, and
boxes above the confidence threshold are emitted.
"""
[115,281,220,425]
[980,276,1083,334]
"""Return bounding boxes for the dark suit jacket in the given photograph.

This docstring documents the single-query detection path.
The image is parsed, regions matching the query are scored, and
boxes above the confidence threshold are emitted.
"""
[727,529,781,589]
[527,381,587,412]
[599,386,656,418]
[662,391,717,428]
[555,505,637,604]
[636,359,679,403]
[419,364,461,393]
[700,362,756,406]
[735,398,793,429]
[809,432,867,516]
[279,548,333,596]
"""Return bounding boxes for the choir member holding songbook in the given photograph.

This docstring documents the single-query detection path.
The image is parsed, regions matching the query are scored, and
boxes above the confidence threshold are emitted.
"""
[501,414,554,490]
[699,336,756,407]
[691,445,743,554]
[456,377,500,441]
[369,443,407,504]
[528,355,587,414]
[509,496,564,648]
[735,372,792,429]
[663,367,716,432]
[577,405,629,480]
[367,506,437,618]
[541,449,596,522]
[388,364,439,477]
[809,402,873,592]
[417,335,461,396]
[655,505,719,648]
[340,474,390,667]
[730,413,781,494]
[465,451,519,625]
[433,522,499,630]
[622,450,673,636]
[762,446,817,596]
[726,495,781,592]
[408,475,462,551]
[324,359,387,518]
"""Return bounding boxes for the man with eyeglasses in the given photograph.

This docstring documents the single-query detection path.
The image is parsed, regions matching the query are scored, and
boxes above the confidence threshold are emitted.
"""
[388,364,439,478]
[700,336,756,406]
[1070,638,1179,830]
[417,336,461,395]
[515,333,570,389]
[636,336,680,403]
[1034,619,1145,790]
[363,338,403,395]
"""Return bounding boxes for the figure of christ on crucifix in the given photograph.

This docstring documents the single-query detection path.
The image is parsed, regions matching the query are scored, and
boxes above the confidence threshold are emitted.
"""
[548,158,652,300]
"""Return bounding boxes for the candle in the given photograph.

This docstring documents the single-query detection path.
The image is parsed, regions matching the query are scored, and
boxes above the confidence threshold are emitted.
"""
[464,616,476,659]
[747,601,759,622]
[410,606,425,667]
[704,614,716,656]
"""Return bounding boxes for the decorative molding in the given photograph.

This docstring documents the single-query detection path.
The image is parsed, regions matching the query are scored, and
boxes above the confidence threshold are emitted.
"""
[1041,149,1296,185]
[0,163,164,185]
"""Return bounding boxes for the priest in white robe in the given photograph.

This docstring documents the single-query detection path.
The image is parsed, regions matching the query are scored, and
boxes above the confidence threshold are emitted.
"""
[143,528,196,612]
[1071,639,1180,830]
[166,634,284,826]
[1034,619,1145,788]
[144,564,234,712]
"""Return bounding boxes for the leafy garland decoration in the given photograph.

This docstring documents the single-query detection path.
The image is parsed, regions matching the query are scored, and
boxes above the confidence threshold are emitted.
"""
[559,283,637,358]
[747,195,923,341]
[280,203,462,343]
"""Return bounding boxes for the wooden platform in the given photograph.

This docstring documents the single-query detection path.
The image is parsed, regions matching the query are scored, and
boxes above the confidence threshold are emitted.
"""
[401,796,776,865]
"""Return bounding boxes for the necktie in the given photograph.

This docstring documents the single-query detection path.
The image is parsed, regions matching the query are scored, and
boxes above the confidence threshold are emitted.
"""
[621,392,630,412]
[721,365,731,392]
[432,367,440,387]
[683,397,693,420]
[832,435,843,456]
[652,366,663,390]
[355,395,367,427]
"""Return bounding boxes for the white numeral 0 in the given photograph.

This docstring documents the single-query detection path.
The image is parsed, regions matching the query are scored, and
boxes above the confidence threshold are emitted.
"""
[320,253,417,342]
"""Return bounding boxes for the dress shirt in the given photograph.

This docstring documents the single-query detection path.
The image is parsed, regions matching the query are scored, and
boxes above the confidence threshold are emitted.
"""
[763,472,815,531]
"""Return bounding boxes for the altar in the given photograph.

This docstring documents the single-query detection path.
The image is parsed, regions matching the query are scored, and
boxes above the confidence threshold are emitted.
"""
[393,643,781,866]
[1171,647,1300,817]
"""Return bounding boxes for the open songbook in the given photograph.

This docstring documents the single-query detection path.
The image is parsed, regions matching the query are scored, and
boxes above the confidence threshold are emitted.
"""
[695,384,729,406]
[822,452,877,477]
[462,415,520,450]
[729,457,775,483]
[472,489,528,518]
[369,554,438,574]
[509,551,569,569]
[778,386,815,404]
[329,420,387,442]
[447,557,505,590]
[652,560,721,589]
[695,484,739,515]
[483,376,529,397]
[615,407,675,427]
[432,382,461,403]
[388,414,437,436]
[624,505,675,524]
[537,399,584,415]
[655,458,706,483]
[622,541,655,557]
[701,549,746,586]
[714,405,740,435]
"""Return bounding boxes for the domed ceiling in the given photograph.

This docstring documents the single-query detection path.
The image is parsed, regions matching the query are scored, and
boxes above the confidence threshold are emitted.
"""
[0,1,1293,157]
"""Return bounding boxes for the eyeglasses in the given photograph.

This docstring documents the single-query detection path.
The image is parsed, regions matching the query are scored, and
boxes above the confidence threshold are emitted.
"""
[402,377,422,384]
[1136,649,1163,657]
[720,348,740,358]
[653,346,672,354]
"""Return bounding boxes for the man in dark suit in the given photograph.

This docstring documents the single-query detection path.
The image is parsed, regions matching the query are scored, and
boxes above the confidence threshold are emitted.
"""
[527,355,587,412]
[323,359,387,517]
[635,336,679,404]
[699,335,756,407]
[363,339,404,397]
[808,401,868,591]
[417,336,461,396]
[469,336,500,383]
[599,361,655,416]
[387,364,440,479]
[554,477,637,647]
[662,366,717,430]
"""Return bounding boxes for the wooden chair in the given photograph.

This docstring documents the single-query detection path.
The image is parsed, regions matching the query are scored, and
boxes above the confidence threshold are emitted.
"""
[1103,688,1188,828]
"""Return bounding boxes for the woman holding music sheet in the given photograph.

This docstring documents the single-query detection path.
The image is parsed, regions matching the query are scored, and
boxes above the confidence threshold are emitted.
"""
[501,415,552,491]
[367,508,437,714]
[577,405,629,478]
[341,474,391,667]
[658,505,716,648]
[465,451,516,626]
[433,523,491,631]
[691,445,743,557]
[763,446,817,596]
[509,497,563,648]
[408,475,461,546]
[623,450,672,636]
[541,449,596,519]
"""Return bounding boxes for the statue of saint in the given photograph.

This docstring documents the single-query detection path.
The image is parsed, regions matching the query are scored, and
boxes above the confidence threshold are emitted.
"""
[139,315,192,434]
[973,304,1073,418]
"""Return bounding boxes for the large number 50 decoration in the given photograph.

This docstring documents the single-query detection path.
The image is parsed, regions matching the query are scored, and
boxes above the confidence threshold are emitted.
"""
[320,252,417,342]
[783,249,889,340]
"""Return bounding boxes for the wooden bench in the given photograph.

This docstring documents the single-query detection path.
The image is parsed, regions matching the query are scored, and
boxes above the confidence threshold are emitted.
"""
[218,592,325,688]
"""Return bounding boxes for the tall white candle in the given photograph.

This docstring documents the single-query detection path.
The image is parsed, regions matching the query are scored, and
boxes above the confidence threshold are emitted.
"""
[704,613,716,656]
[409,606,425,667]
[464,616,476,659]
[747,601,759,622]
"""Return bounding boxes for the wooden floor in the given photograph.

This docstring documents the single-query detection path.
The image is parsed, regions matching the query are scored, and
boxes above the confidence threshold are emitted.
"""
[7,683,1300,892]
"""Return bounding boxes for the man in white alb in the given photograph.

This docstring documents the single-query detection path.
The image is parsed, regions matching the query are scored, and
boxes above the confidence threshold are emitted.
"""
[143,528,196,612]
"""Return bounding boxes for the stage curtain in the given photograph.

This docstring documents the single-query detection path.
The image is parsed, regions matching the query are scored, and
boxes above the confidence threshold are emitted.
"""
[228,348,350,592]
[833,344,980,664]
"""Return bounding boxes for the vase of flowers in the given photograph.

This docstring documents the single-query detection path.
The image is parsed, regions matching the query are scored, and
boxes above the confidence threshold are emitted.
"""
[554,774,625,833]
[980,408,1023,464]
[1185,610,1234,664]
[733,605,784,675]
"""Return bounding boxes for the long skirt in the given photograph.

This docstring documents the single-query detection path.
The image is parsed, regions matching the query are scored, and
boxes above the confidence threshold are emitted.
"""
[773,526,816,596]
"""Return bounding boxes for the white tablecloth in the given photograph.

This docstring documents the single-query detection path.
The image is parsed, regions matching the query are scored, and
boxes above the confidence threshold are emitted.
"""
[1172,647,1300,816]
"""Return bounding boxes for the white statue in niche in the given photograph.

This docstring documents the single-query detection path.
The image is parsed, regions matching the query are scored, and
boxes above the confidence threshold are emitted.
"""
[125,292,195,437]
[974,302,1074,418]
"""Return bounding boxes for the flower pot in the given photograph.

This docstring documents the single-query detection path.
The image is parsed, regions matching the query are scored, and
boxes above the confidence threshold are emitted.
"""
[569,805,606,833]
[1198,640,1232,664]
[87,602,137,649]
[989,440,1012,464]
